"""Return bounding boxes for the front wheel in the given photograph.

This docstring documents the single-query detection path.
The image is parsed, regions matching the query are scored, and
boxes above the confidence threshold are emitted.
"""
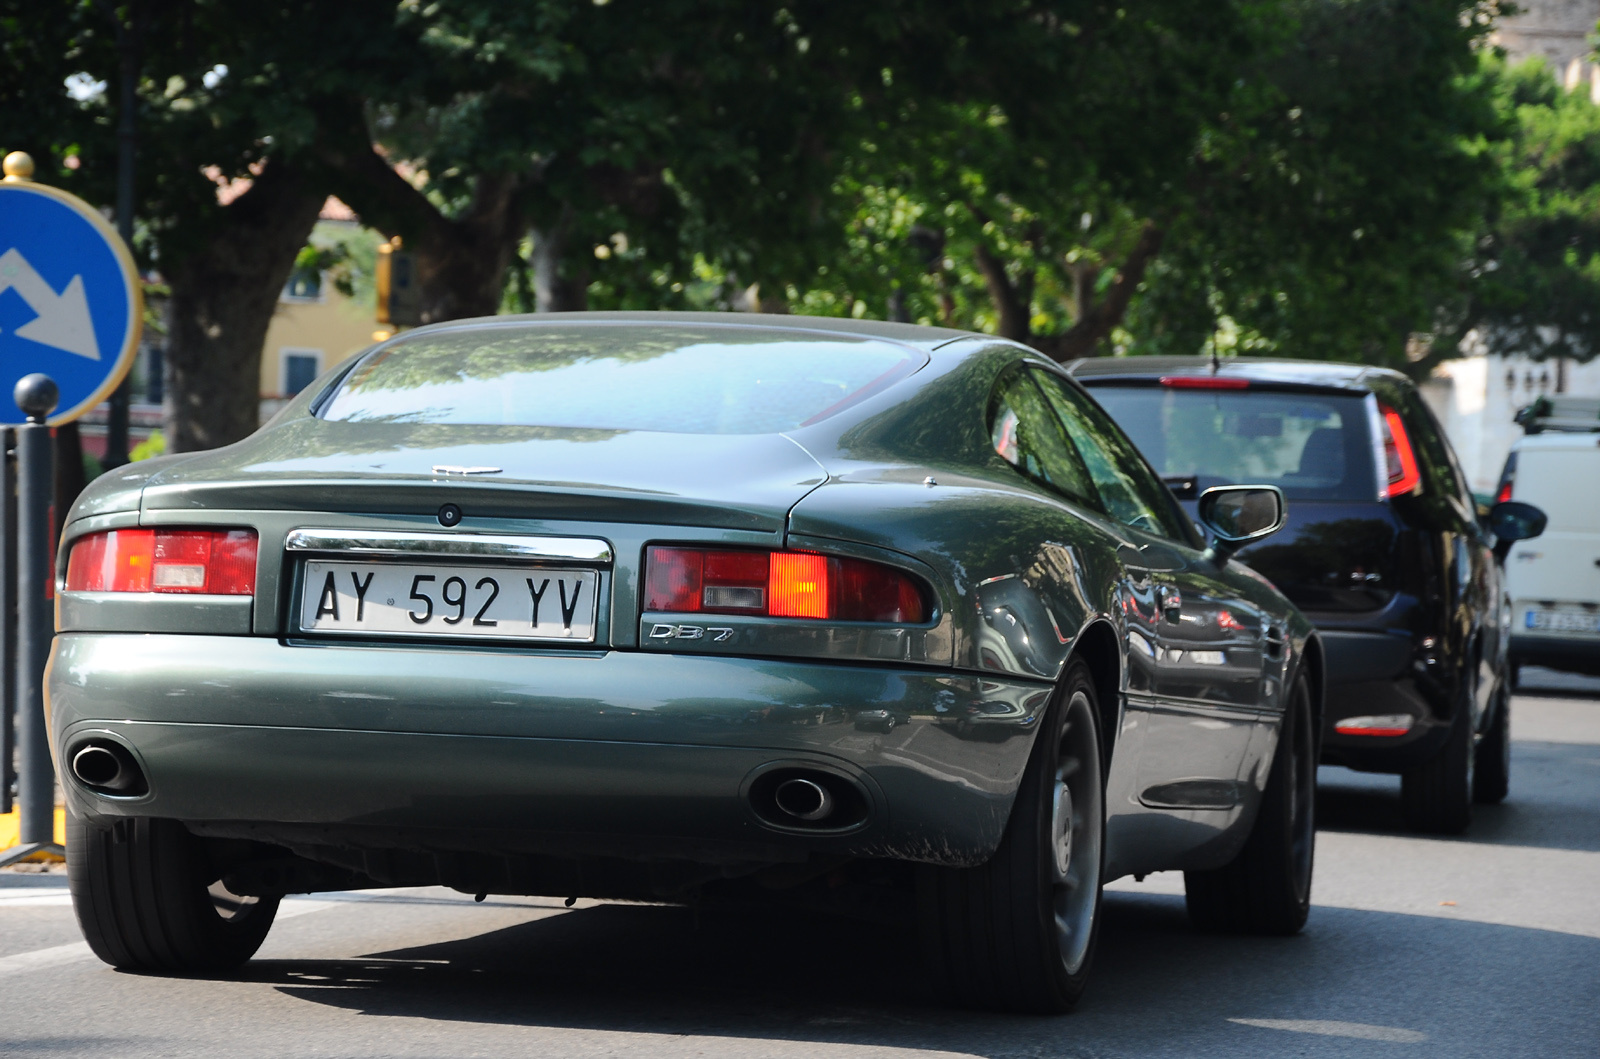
[917,659,1105,1012]
[1184,670,1316,935]
[67,817,279,974]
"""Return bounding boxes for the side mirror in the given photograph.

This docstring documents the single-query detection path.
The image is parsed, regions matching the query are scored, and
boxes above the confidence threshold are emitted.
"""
[1198,485,1287,566]
[1490,500,1547,562]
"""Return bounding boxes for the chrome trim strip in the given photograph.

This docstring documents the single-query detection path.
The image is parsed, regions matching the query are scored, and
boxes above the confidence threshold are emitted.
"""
[1123,692,1274,721]
[284,529,612,563]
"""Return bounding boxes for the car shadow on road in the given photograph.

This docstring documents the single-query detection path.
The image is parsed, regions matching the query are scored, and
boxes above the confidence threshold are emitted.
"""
[1316,734,1600,854]
[238,891,1598,1057]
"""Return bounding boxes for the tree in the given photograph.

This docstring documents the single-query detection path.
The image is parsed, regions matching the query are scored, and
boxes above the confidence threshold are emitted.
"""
[779,1,1505,371]
[1419,53,1600,372]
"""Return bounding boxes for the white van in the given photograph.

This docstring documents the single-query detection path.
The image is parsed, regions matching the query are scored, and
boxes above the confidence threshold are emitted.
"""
[1497,412,1600,680]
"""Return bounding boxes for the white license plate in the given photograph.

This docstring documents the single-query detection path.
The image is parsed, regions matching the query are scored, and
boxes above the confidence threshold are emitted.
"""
[1525,609,1600,634]
[300,561,599,642]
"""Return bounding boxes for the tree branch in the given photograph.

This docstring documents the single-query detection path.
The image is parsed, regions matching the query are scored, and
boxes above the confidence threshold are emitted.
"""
[1042,221,1165,361]
[973,241,1033,341]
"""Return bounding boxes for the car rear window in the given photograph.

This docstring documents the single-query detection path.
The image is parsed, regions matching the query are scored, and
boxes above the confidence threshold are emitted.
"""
[1088,385,1378,501]
[319,324,923,434]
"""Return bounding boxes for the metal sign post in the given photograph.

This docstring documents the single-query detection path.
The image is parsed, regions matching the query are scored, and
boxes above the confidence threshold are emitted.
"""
[1,377,59,864]
[0,151,141,865]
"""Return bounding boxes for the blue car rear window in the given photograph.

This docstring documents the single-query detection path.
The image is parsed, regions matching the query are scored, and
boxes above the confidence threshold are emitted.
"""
[1089,385,1378,502]
[319,324,922,435]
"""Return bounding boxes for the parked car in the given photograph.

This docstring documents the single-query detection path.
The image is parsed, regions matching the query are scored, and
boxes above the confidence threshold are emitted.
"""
[52,316,1320,1012]
[1496,397,1600,680]
[1069,356,1546,834]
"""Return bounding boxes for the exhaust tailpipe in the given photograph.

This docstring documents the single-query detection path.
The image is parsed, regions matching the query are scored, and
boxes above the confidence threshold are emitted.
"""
[773,777,834,822]
[71,742,143,793]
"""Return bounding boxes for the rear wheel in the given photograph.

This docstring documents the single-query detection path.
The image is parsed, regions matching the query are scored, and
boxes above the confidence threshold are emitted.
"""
[1184,671,1315,935]
[917,659,1105,1012]
[67,817,279,974]
[1473,683,1511,805]
[1401,674,1475,834]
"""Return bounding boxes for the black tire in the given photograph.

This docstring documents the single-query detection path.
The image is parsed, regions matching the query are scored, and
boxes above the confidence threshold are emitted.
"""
[917,659,1105,1013]
[67,817,279,974]
[1473,683,1511,805]
[1184,671,1315,936]
[1401,674,1475,834]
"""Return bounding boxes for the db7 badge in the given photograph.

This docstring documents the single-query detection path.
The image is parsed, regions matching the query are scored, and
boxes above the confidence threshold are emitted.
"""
[648,623,734,642]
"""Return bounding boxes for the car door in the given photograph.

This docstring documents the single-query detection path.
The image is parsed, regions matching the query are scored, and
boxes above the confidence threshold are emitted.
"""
[1404,389,1502,716]
[1031,367,1267,810]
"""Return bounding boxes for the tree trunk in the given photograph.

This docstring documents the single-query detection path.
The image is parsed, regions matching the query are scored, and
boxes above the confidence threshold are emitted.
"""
[412,172,524,321]
[1042,222,1165,362]
[973,242,1034,343]
[163,159,324,451]
[532,215,590,312]
[318,100,525,322]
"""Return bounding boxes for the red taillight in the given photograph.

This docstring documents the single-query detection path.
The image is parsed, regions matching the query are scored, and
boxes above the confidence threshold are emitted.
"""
[1159,375,1250,390]
[643,546,928,623]
[1379,405,1421,498]
[1334,714,1415,737]
[1496,481,1513,503]
[66,528,258,595]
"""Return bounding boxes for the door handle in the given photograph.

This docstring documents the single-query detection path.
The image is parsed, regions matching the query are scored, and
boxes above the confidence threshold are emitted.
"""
[1158,585,1182,623]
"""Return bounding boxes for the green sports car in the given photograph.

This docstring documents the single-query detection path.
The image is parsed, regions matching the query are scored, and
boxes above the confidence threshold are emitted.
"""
[49,314,1321,1011]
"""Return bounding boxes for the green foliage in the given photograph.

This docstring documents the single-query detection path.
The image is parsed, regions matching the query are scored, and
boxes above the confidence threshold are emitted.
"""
[8,0,1574,430]
[1428,54,1600,364]
[292,221,383,310]
[130,430,166,460]
[1130,0,1504,366]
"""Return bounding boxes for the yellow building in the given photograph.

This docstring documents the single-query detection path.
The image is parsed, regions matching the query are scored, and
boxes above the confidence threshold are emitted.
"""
[258,205,382,419]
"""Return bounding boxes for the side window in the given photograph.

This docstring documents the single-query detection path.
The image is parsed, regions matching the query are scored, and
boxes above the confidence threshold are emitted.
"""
[988,365,1099,506]
[1031,368,1196,543]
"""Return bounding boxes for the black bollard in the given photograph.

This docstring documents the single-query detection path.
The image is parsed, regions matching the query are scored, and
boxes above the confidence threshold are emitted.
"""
[0,426,13,816]
[13,374,59,853]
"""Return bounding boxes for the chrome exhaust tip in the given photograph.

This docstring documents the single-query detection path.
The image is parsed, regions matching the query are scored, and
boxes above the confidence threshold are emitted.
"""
[773,777,834,822]
[71,742,143,793]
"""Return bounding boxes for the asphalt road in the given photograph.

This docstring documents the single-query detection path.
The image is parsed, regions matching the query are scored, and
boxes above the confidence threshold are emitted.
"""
[4,668,1597,1058]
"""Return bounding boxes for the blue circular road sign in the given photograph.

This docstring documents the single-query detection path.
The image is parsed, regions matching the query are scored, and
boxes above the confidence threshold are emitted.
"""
[0,178,142,425]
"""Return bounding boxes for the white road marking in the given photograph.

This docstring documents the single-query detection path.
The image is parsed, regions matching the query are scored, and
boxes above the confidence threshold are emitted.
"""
[1229,1018,1428,1043]
[0,887,73,907]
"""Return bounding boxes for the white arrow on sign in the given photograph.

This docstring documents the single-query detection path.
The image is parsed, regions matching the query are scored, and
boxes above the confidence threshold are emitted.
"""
[0,248,101,361]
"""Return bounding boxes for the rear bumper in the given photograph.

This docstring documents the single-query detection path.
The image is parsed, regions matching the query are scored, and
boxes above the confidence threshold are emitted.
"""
[1511,633,1600,677]
[1316,629,1449,772]
[47,634,1050,871]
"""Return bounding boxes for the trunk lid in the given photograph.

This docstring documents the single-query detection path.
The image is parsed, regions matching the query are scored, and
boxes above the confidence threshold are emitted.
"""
[140,417,827,532]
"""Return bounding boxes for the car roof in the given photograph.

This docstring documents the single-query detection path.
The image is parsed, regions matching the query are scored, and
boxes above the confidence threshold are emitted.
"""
[388,311,983,354]
[1065,355,1408,394]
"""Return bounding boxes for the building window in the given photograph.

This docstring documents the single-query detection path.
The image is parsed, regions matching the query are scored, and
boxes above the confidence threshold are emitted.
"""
[281,349,323,397]
[282,267,323,303]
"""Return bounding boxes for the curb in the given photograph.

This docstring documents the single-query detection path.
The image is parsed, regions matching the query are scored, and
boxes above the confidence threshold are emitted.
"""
[0,808,67,860]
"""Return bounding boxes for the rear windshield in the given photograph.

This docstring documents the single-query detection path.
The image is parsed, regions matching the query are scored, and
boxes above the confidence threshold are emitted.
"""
[319,325,922,434]
[1088,385,1378,501]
